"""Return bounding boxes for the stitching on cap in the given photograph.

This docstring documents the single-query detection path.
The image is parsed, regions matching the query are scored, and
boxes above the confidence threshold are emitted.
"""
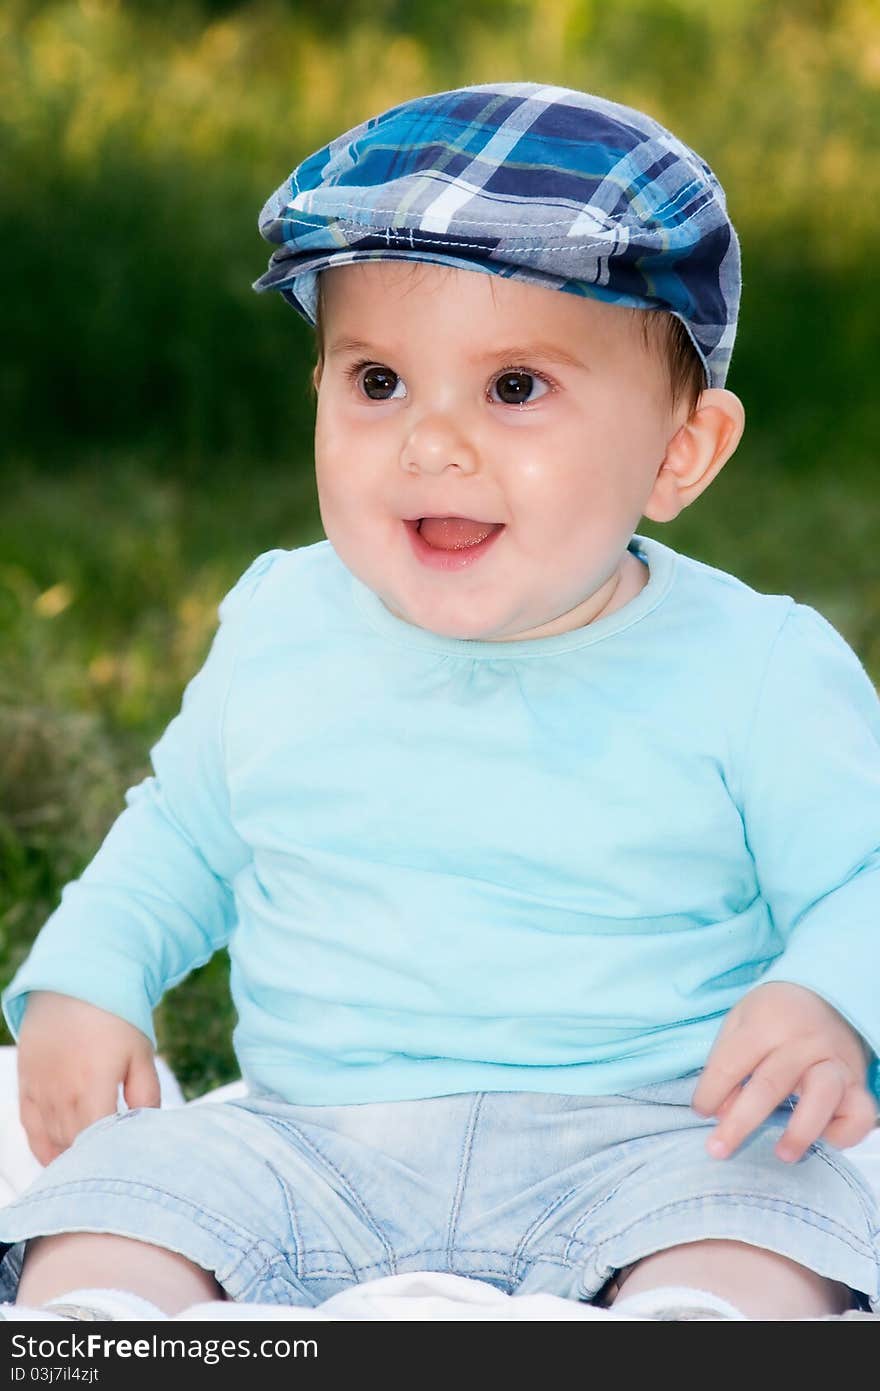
[269,190,715,236]
[270,228,631,256]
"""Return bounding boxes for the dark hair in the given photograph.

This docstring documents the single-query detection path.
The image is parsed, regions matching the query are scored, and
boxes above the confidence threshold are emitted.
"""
[637,312,707,416]
[312,272,706,415]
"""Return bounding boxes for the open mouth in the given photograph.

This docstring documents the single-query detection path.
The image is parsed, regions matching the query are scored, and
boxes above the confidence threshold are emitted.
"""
[414,517,504,551]
[404,516,505,572]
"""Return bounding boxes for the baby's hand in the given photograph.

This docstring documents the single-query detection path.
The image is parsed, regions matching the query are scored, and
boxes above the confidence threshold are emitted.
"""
[692,981,877,1163]
[17,990,161,1165]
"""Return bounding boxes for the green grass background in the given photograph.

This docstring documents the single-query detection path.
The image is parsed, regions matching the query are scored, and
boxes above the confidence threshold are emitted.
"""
[2,0,879,1095]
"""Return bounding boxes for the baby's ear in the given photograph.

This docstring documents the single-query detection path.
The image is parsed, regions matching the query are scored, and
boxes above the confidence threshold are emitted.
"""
[643,388,745,523]
[311,359,323,393]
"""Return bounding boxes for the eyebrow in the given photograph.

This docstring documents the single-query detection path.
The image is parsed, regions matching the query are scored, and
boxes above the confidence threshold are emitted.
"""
[325,336,588,371]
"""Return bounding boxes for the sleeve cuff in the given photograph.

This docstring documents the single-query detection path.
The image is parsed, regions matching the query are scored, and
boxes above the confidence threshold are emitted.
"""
[2,955,157,1047]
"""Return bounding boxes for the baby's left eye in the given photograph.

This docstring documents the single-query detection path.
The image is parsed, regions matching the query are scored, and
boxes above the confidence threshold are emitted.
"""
[490,371,551,405]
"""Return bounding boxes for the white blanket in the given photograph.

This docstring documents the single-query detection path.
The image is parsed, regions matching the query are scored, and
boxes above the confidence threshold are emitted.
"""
[2,1049,877,1321]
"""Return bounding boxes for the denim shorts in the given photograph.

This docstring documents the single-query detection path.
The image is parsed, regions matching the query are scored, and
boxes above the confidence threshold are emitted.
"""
[1,1073,878,1310]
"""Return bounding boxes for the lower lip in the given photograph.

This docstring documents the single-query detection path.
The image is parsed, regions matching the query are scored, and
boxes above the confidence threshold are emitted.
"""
[404,520,505,571]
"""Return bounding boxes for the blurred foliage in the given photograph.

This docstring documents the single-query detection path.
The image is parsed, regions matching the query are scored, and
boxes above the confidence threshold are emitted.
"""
[2,0,879,1091]
[2,0,880,464]
[0,455,323,1091]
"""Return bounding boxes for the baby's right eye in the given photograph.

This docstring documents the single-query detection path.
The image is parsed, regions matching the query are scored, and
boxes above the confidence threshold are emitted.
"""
[351,364,408,401]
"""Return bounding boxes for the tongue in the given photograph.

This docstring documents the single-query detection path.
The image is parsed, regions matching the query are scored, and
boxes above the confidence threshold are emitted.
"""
[419,517,499,550]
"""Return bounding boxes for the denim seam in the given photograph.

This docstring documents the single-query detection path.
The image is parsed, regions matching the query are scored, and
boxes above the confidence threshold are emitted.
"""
[5,1179,260,1252]
[562,1182,627,1265]
[445,1093,485,1272]
[360,1244,526,1268]
[2,1180,284,1286]
[510,1161,621,1281]
[809,1145,880,1239]
[274,1169,306,1281]
[230,1252,301,1300]
[268,1117,398,1275]
[241,1253,359,1291]
[207,1244,361,1297]
[587,1192,878,1264]
[509,1181,583,1283]
[349,1246,528,1280]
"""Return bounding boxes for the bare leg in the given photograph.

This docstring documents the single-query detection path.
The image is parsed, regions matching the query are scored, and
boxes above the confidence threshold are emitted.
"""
[18,1234,225,1316]
[602,1239,853,1319]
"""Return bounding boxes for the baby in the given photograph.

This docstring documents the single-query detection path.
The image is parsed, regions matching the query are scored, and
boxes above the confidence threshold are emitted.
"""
[2,83,879,1322]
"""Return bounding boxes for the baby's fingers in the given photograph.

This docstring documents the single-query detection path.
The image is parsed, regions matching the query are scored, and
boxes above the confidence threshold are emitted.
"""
[820,1084,878,1151]
[706,1054,806,1159]
[20,1084,119,1165]
[775,1060,849,1162]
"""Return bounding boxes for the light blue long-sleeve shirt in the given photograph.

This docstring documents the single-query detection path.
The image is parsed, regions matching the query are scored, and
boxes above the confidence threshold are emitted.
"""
[5,534,880,1102]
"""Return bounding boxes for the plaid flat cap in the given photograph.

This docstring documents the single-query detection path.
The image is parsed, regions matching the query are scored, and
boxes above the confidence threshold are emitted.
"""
[252,82,741,388]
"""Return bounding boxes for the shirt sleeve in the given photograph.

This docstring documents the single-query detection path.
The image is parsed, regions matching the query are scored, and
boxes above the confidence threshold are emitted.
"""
[736,601,880,1100]
[2,550,283,1046]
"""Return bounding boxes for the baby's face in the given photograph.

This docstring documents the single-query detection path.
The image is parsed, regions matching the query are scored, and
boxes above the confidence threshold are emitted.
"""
[313,262,685,641]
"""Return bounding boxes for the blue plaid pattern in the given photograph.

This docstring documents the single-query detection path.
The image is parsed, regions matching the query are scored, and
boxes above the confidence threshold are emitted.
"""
[252,82,741,388]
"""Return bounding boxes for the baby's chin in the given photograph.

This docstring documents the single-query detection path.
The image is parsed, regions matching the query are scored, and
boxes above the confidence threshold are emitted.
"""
[333,537,543,641]
[387,600,498,640]
[382,591,544,642]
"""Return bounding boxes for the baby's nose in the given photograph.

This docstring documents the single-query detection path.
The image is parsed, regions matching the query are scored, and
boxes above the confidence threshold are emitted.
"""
[400,413,479,475]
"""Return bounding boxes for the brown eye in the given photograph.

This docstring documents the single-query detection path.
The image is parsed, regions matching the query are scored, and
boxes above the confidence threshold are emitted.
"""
[359,366,406,400]
[491,371,549,405]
